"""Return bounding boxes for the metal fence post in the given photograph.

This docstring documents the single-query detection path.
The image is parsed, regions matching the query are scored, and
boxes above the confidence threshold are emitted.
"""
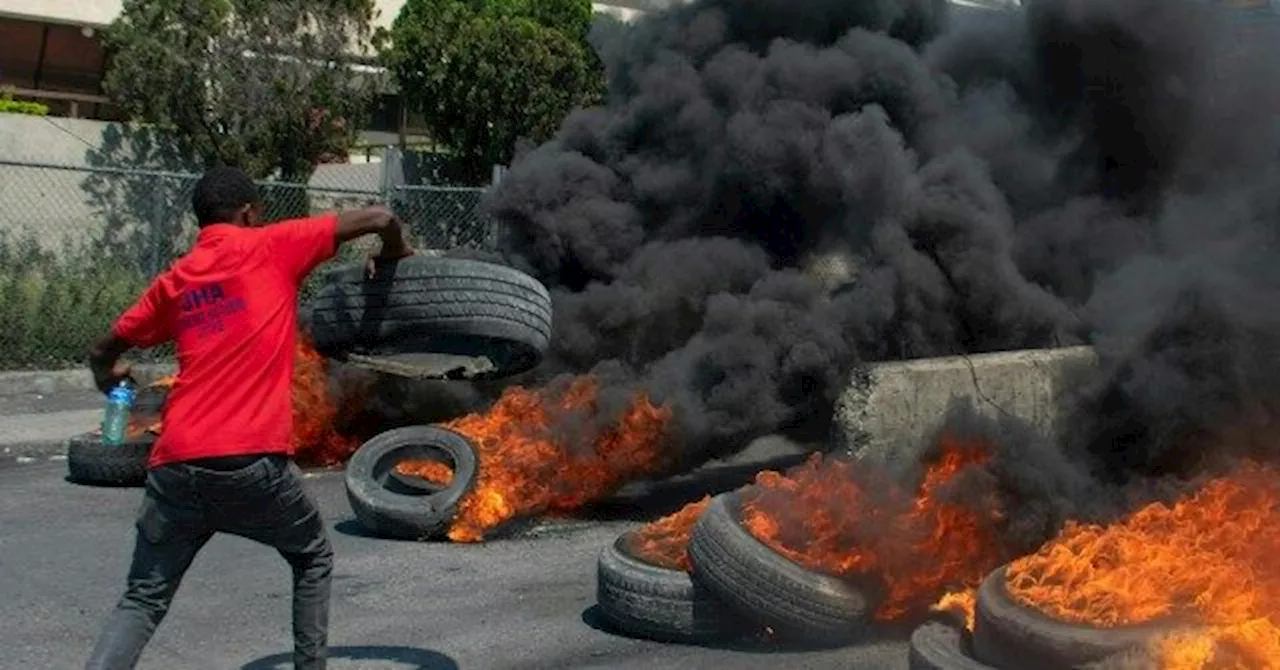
[488,164,506,248]
[148,180,166,277]
[381,145,404,204]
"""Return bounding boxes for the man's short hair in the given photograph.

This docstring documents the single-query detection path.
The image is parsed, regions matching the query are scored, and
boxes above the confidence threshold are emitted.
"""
[192,166,261,227]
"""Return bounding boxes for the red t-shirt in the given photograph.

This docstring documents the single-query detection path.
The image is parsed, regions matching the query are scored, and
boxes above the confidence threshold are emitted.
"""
[112,214,339,468]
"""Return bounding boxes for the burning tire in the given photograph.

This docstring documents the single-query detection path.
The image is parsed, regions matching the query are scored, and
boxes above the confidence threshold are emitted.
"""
[972,565,1169,668]
[308,256,553,380]
[910,620,997,670]
[596,532,745,644]
[686,493,871,646]
[344,425,478,541]
[66,432,153,487]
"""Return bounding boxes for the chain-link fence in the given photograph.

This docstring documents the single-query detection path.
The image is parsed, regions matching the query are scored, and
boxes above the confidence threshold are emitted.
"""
[0,158,493,371]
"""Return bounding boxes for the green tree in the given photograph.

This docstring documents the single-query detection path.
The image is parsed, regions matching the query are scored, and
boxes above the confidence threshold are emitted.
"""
[103,0,383,182]
[382,0,604,182]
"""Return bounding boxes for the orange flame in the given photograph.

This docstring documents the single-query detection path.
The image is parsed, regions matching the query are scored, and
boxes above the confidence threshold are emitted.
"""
[395,459,455,486]
[290,337,360,466]
[624,496,712,572]
[1006,461,1280,669]
[738,435,1005,622]
[933,589,978,632]
[441,375,672,543]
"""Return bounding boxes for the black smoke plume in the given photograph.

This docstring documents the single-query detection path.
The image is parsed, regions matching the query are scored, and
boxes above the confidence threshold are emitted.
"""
[349,0,1280,522]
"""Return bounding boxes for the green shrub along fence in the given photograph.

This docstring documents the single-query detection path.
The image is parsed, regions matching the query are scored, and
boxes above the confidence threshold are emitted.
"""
[0,233,152,369]
[0,159,495,371]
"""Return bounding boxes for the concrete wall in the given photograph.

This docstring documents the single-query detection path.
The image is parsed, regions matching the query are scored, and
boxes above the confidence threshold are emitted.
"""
[834,346,1100,466]
[0,114,164,253]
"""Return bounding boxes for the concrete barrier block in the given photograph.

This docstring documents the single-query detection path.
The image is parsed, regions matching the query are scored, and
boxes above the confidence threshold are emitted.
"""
[833,346,1099,466]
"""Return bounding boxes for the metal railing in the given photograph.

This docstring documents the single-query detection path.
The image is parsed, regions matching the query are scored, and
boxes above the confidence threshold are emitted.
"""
[0,158,492,370]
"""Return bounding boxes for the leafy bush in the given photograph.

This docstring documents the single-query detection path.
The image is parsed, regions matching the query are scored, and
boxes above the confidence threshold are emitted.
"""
[0,214,436,371]
[0,234,152,370]
[0,89,50,116]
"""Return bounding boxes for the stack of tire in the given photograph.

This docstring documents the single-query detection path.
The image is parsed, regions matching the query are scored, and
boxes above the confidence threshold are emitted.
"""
[598,492,1166,669]
[66,380,170,488]
[310,255,554,540]
[596,492,873,647]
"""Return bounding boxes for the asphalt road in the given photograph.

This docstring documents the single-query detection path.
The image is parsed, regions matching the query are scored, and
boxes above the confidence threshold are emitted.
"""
[0,453,911,670]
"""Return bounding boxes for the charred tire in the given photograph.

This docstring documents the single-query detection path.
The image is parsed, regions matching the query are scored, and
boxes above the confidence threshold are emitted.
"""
[686,493,871,646]
[344,425,478,541]
[973,565,1171,668]
[66,433,153,487]
[596,533,744,644]
[910,620,997,670]
[308,256,553,379]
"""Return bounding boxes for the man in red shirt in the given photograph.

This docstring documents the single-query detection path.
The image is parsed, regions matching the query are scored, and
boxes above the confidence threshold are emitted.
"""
[83,166,413,670]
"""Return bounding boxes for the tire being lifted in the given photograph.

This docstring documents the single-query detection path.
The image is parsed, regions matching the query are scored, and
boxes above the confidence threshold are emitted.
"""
[308,256,553,380]
[972,565,1172,669]
[67,432,154,488]
[344,425,478,541]
[596,532,746,644]
[686,493,871,646]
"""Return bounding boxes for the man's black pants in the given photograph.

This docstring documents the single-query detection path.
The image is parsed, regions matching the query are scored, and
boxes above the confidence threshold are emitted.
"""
[85,454,334,670]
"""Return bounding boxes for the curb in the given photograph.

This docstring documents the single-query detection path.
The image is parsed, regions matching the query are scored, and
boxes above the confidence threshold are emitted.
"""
[2,441,68,459]
[0,364,177,398]
[1,441,347,476]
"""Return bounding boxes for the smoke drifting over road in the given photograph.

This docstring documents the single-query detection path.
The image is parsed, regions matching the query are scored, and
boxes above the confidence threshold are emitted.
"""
[465,0,1280,488]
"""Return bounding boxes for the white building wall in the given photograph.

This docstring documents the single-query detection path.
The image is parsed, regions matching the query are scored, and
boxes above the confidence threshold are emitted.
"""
[0,0,120,27]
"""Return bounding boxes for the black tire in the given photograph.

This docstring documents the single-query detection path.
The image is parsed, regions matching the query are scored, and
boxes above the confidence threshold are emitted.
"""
[910,620,997,670]
[972,565,1171,668]
[308,256,553,379]
[596,533,745,644]
[686,493,871,646]
[66,433,153,487]
[344,425,479,541]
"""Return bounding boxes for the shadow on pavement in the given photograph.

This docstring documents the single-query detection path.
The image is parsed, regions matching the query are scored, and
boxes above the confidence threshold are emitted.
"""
[241,645,459,669]
[580,605,786,653]
[332,518,387,540]
[582,604,915,654]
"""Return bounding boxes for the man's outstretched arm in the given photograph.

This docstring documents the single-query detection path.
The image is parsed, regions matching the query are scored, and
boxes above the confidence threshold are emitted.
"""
[335,205,413,258]
[269,205,415,284]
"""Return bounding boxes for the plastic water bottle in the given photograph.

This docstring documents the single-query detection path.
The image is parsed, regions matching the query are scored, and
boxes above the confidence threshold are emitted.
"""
[101,381,136,446]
